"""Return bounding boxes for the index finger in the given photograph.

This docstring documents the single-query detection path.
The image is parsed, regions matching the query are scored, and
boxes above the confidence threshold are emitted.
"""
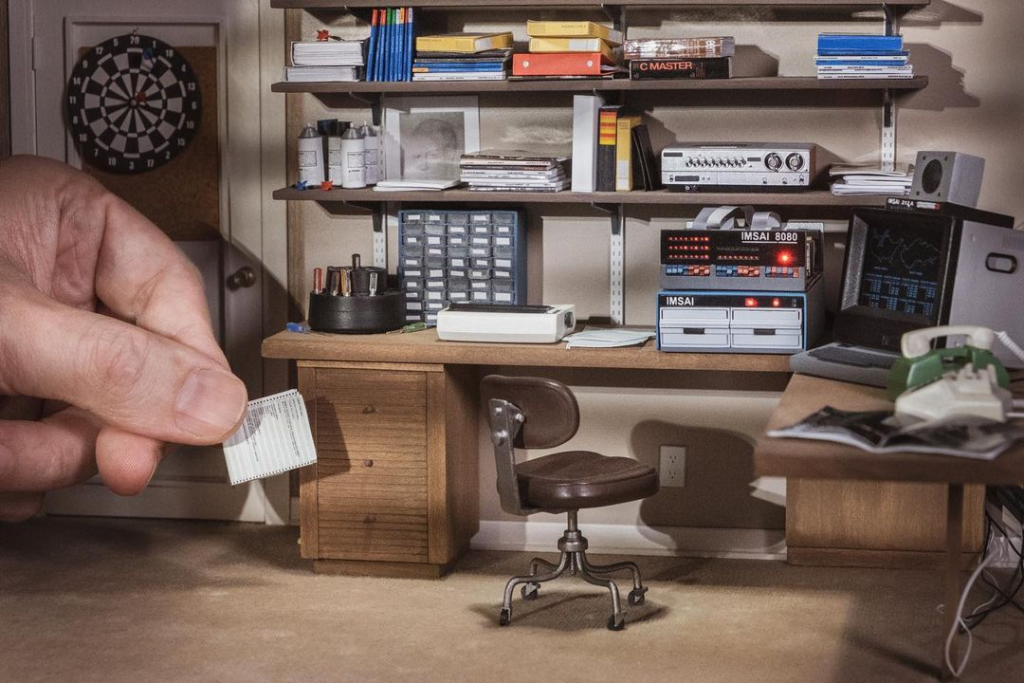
[56,165,228,367]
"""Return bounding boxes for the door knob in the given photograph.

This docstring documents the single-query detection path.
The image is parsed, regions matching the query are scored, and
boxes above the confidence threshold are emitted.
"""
[227,266,256,290]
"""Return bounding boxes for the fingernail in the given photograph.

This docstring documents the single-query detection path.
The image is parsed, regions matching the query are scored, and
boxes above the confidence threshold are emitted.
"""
[175,369,248,440]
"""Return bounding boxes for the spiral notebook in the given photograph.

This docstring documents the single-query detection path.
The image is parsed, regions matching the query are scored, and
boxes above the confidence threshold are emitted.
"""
[222,390,318,485]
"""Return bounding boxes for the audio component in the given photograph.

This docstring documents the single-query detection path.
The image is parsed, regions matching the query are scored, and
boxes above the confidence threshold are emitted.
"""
[657,290,825,354]
[661,225,823,292]
[910,151,985,208]
[661,143,817,191]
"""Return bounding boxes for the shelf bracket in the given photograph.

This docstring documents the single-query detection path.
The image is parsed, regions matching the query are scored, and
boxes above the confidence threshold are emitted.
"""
[882,4,901,37]
[346,92,382,126]
[592,202,625,325]
[881,88,896,172]
[600,4,626,34]
[372,201,388,269]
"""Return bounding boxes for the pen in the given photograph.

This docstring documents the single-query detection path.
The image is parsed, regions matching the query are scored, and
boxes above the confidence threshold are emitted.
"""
[313,267,323,295]
[369,271,378,297]
[328,269,341,296]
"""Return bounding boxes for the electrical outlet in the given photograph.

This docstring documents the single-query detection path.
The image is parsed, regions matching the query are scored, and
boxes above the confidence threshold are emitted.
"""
[659,445,687,487]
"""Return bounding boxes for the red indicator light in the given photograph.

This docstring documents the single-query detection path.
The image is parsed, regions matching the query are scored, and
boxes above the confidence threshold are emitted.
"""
[772,298,781,307]
[777,251,793,266]
[744,297,758,307]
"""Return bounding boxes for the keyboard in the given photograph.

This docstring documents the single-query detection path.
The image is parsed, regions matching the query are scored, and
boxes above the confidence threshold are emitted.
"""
[808,345,898,370]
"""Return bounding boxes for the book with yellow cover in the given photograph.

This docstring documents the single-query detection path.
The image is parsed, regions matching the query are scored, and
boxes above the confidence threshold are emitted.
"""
[415,32,513,54]
[525,21,623,46]
[528,37,616,62]
[615,116,642,191]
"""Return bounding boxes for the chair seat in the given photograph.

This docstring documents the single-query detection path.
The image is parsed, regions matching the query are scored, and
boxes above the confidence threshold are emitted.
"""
[516,451,659,510]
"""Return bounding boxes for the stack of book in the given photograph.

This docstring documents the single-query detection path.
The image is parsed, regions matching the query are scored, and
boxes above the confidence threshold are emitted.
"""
[413,32,513,82]
[571,95,659,193]
[286,37,365,82]
[511,21,624,79]
[460,151,571,193]
[829,164,913,196]
[623,36,734,80]
[366,7,415,82]
[816,33,912,80]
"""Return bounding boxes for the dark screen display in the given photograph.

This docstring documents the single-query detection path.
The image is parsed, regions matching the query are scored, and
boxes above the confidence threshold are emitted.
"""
[857,223,943,319]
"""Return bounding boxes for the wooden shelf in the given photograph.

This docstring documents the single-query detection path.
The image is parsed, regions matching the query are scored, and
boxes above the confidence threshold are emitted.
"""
[273,0,928,9]
[263,329,793,373]
[274,186,891,207]
[272,76,927,95]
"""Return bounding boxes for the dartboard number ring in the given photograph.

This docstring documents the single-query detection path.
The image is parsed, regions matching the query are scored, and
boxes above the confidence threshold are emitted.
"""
[66,33,202,174]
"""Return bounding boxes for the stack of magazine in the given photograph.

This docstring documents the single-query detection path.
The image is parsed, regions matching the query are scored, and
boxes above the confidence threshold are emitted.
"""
[413,32,513,81]
[769,407,1024,460]
[286,38,365,82]
[815,33,913,80]
[460,151,571,192]
[830,164,913,196]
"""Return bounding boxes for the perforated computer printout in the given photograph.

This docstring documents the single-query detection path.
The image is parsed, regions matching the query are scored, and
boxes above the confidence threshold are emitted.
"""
[222,390,318,485]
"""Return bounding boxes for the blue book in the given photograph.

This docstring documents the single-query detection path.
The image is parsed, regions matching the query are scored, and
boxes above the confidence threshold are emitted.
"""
[817,33,903,53]
[403,7,411,81]
[366,9,379,81]
[815,59,908,67]
[389,8,397,81]
[413,63,506,72]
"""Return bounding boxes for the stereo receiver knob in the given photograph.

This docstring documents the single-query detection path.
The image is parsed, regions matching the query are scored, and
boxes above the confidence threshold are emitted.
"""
[765,153,782,171]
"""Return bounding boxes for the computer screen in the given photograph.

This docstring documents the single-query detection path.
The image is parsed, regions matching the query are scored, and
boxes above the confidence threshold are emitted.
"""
[836,208,955,350]
[857,221,943,319]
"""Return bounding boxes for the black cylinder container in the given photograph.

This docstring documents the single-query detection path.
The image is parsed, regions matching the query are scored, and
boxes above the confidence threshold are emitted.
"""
[307,290,404,334]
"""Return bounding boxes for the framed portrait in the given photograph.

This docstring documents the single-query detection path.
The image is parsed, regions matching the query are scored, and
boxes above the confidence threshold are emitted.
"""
[383,96,480,181]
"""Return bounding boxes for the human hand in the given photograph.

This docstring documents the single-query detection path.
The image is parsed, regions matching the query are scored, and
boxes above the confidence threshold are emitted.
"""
[0,156,248,521]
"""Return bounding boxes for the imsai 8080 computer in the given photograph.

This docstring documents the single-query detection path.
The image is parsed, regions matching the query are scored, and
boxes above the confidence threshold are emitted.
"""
[657,222,825,354]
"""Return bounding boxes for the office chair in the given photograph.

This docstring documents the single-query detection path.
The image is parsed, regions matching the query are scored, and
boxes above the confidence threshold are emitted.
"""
[481,375,660,630]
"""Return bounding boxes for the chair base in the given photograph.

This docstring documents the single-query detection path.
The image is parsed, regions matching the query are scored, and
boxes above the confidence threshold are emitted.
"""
[497,511,648,631]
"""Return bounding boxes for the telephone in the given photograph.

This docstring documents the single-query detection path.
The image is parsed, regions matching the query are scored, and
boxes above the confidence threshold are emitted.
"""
[890,325,1013,422]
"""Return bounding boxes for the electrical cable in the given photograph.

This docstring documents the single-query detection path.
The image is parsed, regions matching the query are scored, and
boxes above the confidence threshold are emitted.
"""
[945,548,999,677]
[966,513,1024,628]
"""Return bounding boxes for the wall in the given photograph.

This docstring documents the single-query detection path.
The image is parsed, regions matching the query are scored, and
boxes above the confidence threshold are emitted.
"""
[286,1,1024,551]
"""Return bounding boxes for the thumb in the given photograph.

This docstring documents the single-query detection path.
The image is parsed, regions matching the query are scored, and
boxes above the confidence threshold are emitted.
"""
[0,287,248,445]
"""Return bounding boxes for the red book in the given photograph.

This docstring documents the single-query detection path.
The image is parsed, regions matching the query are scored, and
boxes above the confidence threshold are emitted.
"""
[512,52,613,77]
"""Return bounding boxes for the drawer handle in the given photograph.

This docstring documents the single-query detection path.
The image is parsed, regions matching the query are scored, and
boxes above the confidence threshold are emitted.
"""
[363,515,377,524]
[362,405,376,414]
[363,459,374,468]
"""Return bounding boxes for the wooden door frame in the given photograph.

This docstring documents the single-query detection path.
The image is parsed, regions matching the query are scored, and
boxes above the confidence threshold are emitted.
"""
[5,0,290,523]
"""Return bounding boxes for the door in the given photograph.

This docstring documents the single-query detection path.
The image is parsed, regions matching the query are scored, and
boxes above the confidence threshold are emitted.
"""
[7,0,288,522]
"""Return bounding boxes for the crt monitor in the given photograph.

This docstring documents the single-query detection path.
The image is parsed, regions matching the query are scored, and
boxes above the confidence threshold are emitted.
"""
[835,208,957,351]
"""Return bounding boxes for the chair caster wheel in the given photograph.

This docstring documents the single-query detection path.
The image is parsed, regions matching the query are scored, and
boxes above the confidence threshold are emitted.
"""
[499,608,512,627]
[607,613,625,631]
[627,587,647,606]
[521,583,540,600]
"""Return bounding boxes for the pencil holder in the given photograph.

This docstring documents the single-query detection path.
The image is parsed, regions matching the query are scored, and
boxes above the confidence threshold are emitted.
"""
[308,290,404,334]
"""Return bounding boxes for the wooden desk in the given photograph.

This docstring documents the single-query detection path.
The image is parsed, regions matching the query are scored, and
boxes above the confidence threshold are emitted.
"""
[754,374,1024,679]
[263,330,789,577]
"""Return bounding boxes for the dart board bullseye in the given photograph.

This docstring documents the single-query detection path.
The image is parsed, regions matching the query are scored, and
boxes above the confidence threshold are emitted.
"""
[66,34,202,174]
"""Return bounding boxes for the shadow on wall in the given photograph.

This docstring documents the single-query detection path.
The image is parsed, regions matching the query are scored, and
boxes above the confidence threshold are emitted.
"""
[900,43,981,112]
[631,420,785,532]
[901,0,984,27]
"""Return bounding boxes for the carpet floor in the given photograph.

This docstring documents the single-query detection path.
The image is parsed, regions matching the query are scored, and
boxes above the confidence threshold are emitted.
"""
[1,517,1022,683]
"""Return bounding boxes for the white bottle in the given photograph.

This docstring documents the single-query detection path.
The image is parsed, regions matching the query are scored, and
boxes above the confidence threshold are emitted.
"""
[361,121,380,185]
[327,132,344,184]
[297,123,325,186]
[340,126,366,189]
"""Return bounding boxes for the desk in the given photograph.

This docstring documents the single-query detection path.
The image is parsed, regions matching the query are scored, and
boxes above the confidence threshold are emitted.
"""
[263,330,789,577]
[264,330,991,577]
[754,374,1024,679]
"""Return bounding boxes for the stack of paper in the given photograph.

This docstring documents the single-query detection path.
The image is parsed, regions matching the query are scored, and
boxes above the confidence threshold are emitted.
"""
[460,151,571,192]
[291,40,365,67]
[563,327,655,349]
[373,179,462,192]
[829,164,913,196]
[284,66,360,82]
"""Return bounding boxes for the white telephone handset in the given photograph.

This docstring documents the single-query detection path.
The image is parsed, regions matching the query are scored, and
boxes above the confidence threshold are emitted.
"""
[901,325,995,359]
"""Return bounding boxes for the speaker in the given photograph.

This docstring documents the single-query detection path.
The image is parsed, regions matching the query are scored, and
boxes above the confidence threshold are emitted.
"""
[910,151,985,207]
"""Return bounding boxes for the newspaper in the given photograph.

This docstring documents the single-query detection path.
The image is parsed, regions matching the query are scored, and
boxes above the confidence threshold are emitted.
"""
[768,407,1024,460]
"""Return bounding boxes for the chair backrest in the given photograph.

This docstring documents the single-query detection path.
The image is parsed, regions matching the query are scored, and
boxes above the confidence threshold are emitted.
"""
[480,375,580,449]
[480,375,581,516]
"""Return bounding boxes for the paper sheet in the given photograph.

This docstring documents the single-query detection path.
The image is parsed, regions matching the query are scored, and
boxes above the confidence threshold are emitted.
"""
[222,390,318,485]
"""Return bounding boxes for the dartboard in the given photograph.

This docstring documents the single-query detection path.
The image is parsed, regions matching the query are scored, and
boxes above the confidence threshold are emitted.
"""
[66,34,201,174]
